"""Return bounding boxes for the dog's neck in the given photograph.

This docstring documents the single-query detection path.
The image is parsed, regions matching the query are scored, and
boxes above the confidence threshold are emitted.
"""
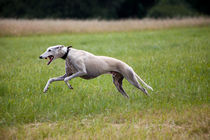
[61,47,71,60]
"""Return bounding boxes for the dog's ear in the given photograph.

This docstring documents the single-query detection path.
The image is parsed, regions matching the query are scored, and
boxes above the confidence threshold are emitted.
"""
[57,45,64,49]
[67,45,72,48]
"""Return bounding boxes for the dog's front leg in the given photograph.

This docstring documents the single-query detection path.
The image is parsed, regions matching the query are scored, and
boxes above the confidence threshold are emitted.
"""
[64,71,86,89]
[43,74,67,93]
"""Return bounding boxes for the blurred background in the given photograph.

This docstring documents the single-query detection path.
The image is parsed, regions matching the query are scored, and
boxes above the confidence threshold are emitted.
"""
[0,0,209,19]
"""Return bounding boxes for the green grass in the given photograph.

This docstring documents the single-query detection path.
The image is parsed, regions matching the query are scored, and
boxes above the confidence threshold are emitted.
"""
[0,26,209,139]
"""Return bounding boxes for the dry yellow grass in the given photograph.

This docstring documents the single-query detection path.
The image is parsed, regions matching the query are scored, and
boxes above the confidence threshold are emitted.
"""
[0,17,210,36]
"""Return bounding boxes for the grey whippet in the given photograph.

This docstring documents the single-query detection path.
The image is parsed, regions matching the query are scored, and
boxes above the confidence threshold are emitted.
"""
[39,45,153,98]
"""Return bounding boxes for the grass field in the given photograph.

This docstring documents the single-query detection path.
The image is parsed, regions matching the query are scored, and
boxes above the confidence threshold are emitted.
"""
[0,25,209,139]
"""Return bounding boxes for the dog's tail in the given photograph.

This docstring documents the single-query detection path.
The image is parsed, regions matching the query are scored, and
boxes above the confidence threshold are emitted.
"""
[135,73,153,91]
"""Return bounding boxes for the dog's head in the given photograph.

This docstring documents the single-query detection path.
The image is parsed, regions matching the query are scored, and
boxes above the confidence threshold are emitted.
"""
[39,45,65,65]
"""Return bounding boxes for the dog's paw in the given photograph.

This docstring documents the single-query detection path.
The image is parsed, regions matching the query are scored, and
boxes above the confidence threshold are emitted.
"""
[43,88,48,93]
[67,85,73,89]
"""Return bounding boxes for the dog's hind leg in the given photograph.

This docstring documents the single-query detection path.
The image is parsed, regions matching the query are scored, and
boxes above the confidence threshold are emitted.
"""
[127,78,149,96]
[124,70,149,96]
[112,72,129,98]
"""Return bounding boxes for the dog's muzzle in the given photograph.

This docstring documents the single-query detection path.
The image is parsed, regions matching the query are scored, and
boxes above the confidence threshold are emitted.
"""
[39,55,54,65]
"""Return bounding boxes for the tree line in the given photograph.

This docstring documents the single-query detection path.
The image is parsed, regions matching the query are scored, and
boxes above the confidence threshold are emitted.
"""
[0,0,209,19]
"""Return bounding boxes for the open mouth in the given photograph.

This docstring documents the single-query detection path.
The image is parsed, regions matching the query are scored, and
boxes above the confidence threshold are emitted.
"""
[46,55,54,65]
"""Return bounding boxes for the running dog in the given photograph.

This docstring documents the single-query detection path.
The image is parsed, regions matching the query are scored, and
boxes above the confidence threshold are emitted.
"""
[39,45,153,98]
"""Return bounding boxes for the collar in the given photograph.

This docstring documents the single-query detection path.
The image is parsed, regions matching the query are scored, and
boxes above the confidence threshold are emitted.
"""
[61,46,71,60]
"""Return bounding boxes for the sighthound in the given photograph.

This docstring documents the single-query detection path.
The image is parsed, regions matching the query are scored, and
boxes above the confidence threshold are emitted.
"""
[39,45,153,98]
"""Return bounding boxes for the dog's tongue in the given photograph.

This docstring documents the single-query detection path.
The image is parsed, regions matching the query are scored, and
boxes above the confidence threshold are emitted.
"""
[47,57,53,65]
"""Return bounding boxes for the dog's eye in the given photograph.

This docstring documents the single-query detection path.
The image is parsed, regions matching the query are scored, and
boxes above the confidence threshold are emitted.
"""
[48,49,51,52]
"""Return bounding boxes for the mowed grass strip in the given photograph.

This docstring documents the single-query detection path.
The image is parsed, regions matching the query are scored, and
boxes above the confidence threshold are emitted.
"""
[0,26,209,139]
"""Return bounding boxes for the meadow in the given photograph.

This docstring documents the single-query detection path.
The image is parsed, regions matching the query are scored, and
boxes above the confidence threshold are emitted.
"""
[0,20,209,139]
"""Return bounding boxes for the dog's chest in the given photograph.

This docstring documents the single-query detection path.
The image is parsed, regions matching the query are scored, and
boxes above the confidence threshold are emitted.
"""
[65,59,77,75]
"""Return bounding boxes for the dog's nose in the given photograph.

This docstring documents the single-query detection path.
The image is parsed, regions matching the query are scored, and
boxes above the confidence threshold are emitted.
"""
[39,56,43,59]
